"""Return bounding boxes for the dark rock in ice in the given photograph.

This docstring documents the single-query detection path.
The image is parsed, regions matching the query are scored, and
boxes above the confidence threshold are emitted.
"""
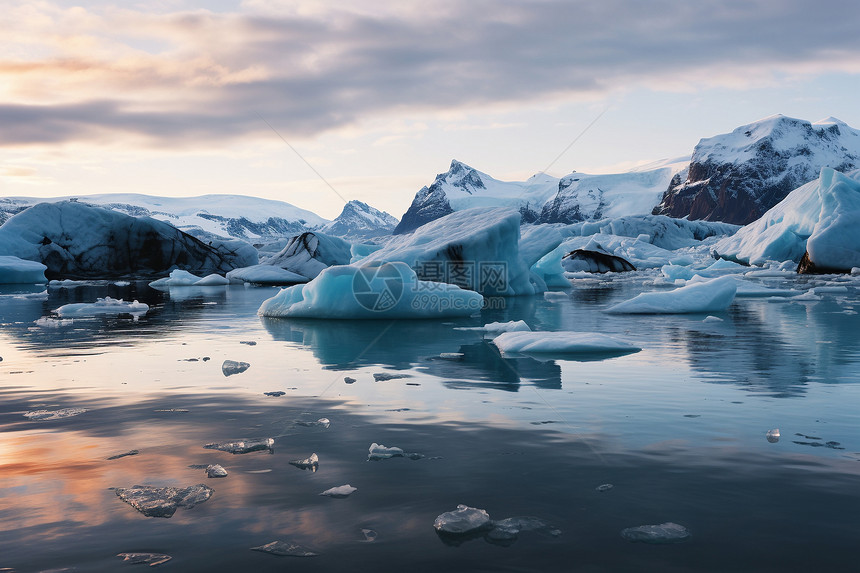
[621,522,691,544]
[596,484,614,492]
[263,391,285,397]
[206,464,228,478]
[344,377,356,384]
[289,453,319,471]
[114,484,213,518]
[361,529,378,542]
[373,372,411,381]
[107,450,140,460]
[250,541,318,557]
[239,340,257,346]
[433,505,492,535]
[24,407,87,421]
[562,248,636,273]
[319,484,357,498]
[797,250,854,275]
[117,552,172,566]
[221,360,250,376]
[204,438,274,454]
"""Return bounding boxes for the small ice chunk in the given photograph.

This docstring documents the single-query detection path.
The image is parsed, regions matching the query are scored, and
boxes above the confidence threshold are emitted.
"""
[492,331,640,356]
[107,450,139,460]
[206,464,228,478]
[289,452,319,471]
[766,428,780,443]
[55,297,149,317]
[439,352,464,360]
[344,376,356,384]
[621,522,691,544]
[486,516,558,542]
[596,484,614,492]
[373,372,411,381]
[221,360,250,376]
[114,484,213,518]
[543,291,569,302]
[250,541,318,557]
[702,316,724,323]
[361,529,378,542]
[239,340,257,346]
[24,407,87,421]
[433,504,492,535]
[454,320,531,334]
[204,438,274,454]
[319,484,357,498]
[295,418,330,428]
[368,443,404,460]
[263,391,285,397]
[193,273,229,286]
[117,552,172,566]
[149,269,202,287]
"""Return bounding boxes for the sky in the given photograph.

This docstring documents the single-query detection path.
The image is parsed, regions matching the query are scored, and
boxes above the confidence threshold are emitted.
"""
[3,0,860,221]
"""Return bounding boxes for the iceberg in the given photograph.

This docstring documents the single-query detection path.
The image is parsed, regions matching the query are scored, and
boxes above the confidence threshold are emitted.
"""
[114,484,213,518]
[621,522,691,544]
[492,332,640,356]
[226,264,308,285]
[714,168,860,271]
[262,231,352,280]
[0,256,47,284]
[54,297,149,318]
[206,464,228,478]
[605,276,737,314]
[433,505,492,535]
[319,484,357,498]
[149,269,202,287]
[367,442,423,460]
[258,261,484,319]
[289,452,319,471]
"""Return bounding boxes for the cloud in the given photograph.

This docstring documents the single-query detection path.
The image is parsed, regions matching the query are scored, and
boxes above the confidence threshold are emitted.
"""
[3,0,860,147]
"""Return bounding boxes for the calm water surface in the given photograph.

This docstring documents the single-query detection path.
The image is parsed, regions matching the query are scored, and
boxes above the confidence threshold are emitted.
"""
[1,273,860,572]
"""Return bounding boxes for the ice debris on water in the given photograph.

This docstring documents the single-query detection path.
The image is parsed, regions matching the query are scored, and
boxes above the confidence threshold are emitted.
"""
[221,360,250,376]
[239,340,257,346]
[114,484,213,518]
[434,505,492,535]
[263,391,285,397]
[289,453,319,471]
[362,529,378,542]
[206,464,228,478]
[344,376,356,384]
[368,442,423,461]
[117,552,171,566]
[204,438,274,454]
[439,352,464,360]
[621,522,691,544]
[596,484,614,492]
[766,428,780,443]
[107,450,139,460]
[55,297,149,318]
[703,315,724,323]
[24,407,87,421]
[485,517,561,543]
[250,541,317,557]
[373,372,411,381]
[295,418,330,428]
[320,484,357,498]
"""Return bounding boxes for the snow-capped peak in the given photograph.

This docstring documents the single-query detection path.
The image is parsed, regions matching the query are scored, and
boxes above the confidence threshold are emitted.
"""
[320,199,399,240]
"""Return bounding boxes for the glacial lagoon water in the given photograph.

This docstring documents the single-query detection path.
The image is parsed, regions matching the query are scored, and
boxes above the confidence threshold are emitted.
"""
[1,274,860,572]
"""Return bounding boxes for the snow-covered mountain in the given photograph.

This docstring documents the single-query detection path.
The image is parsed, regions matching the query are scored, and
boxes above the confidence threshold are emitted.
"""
[319,200,399,240]
[393,160,560,234]
[394,158,688,233]
[652,115,860,225]
[0,193,328,242]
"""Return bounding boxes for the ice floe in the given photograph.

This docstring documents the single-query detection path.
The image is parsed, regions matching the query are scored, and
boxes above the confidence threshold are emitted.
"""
[221,360,250,376]
[24,408,88,421]
[206,464,228,478]
[766,428,780,443]
[492,331,640,356]
[116,553,172,566]
[289,453,319,471]
[250,541,317,557]
[226,264,309,285]
[605,276,737,314]
[54,297,149,318]
[203,438,274,454]
[433,505,492,535]
[373,372,411,381]
[454,320,531,334]
[319,484,357,498]
[114,484,213,518]
[368,443,423,460]
[621,522,691,544]
[258,261,484,319]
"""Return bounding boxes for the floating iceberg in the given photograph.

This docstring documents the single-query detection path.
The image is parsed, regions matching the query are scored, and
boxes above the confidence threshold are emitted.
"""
[766,428,780,443]
[289,453,319,471]
[24,407,88,421]
[263,231,352,280]
[0,256,47,284]
[714,168,860,271]
[226,264,308,285]
[250,541,317,557]
[367,442,423,461]
[258,261,484,319]
[116,553,172,566]
[114,484,213,518]
[454,320,531,334]
[433,505,492,535]
[206,464,228,478]
[193,273,230,286]
[149,270,202,287]
[319,484,357,498]
[221,360,250,376]
[605,276,737,314]
[493,331,640,356]
[373,372,411,381]
[204,438,274,454]
[621,522,691,544]
[55,297,149,318]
